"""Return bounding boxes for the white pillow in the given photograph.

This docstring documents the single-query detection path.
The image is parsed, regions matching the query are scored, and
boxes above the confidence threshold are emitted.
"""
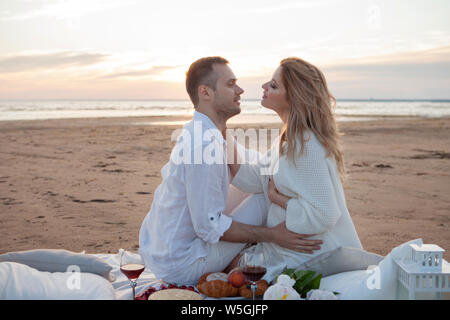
[319,269,370,298]
[319,238,436,300]
[0,249,112,280]
[0,262,116,300]
[295,246,384,277]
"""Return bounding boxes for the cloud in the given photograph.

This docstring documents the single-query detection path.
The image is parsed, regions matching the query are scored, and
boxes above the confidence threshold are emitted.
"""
[323,45,450,79]
[100,65,180,79]
[245,0,329,14]
[321,46,450,99]
[0,76,189,100]
[238,45,450,99]
[0,51,109,73]
[0,0,137,21]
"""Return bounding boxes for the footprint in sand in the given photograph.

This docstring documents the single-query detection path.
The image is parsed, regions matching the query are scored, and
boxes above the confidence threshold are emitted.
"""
[93,162,117,168]
[1,197,23,205]
[71,198,116,203]
[375,164,393,168]
[410,149,450,159]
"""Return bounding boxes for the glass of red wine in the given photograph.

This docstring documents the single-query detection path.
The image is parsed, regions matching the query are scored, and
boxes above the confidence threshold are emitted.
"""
[239,249,266,300]
[120,250,145,300]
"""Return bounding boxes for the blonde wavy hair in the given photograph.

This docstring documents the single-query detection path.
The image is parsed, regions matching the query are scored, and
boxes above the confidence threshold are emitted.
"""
[278,57,346,182]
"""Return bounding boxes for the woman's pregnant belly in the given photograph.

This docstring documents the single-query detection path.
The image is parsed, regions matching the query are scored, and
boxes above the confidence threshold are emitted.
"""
[266,204,286,228]
[265,204,340,267]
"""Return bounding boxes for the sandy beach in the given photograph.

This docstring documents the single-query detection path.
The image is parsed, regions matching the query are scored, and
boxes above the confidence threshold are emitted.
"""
[0,115,449,260]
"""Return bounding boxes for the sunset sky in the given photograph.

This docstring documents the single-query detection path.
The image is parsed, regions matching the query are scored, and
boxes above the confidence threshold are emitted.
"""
[0,0,449,100]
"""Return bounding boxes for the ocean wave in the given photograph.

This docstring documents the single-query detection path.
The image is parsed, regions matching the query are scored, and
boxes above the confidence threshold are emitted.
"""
[0,99,449,121]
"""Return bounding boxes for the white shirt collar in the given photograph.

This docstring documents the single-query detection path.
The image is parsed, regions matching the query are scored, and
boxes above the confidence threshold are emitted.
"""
[193,110,226,145]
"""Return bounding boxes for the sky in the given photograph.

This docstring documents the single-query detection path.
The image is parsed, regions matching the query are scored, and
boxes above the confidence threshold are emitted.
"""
[0,0,449,100]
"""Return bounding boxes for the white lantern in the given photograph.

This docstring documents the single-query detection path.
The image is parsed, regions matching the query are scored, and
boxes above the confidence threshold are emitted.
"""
[395,244,450,299]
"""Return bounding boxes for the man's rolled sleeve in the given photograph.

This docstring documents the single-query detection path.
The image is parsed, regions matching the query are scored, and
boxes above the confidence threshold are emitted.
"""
[203,213,232,244]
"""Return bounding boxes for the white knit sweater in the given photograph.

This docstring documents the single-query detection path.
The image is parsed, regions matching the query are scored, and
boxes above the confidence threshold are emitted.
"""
[231,130,362,281]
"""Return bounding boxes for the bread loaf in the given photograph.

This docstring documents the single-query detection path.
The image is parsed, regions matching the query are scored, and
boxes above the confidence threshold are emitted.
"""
[196,272,239,298]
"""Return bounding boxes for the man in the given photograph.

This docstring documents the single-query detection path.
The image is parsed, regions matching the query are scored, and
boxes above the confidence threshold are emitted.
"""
[139,56,322,285]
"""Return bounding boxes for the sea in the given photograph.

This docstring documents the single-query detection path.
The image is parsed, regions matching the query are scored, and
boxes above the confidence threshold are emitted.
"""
[0,99,449,124]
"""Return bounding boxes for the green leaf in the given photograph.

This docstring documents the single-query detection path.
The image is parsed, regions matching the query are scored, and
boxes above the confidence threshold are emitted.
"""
[305,275,322,297]
[297,271,316,289]
[309,274,322,290]
[280,269,324,299]
[293,269,310,280]
[283,268,296,278]
[299,272,319,298]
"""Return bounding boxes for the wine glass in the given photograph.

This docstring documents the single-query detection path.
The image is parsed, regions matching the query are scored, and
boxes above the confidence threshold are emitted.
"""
[239,249,266,300]
[120,250,145,300]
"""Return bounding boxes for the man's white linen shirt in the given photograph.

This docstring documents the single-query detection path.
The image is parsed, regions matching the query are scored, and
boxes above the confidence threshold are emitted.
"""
[139,111,233,279]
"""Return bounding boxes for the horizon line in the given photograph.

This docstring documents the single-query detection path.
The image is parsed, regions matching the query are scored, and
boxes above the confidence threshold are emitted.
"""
[1,98,450,102]
[1,98,450,103]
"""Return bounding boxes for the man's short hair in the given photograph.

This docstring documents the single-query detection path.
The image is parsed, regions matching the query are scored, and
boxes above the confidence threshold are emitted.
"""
[185,56,229,107]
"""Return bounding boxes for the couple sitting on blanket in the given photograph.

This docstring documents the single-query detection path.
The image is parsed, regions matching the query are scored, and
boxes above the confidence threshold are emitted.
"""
[139,56,362,285]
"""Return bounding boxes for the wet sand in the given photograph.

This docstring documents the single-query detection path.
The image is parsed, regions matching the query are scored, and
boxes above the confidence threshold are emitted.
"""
[0,115,449,259]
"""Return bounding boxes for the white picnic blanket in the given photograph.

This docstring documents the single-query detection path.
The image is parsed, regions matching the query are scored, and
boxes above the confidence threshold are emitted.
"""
[90,250,245,300]
[90,250,165,300]
[92,238,448,300]
[1,238,446,299]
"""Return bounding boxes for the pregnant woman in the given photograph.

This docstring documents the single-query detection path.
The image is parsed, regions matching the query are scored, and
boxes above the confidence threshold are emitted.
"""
[227,57,362,281]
